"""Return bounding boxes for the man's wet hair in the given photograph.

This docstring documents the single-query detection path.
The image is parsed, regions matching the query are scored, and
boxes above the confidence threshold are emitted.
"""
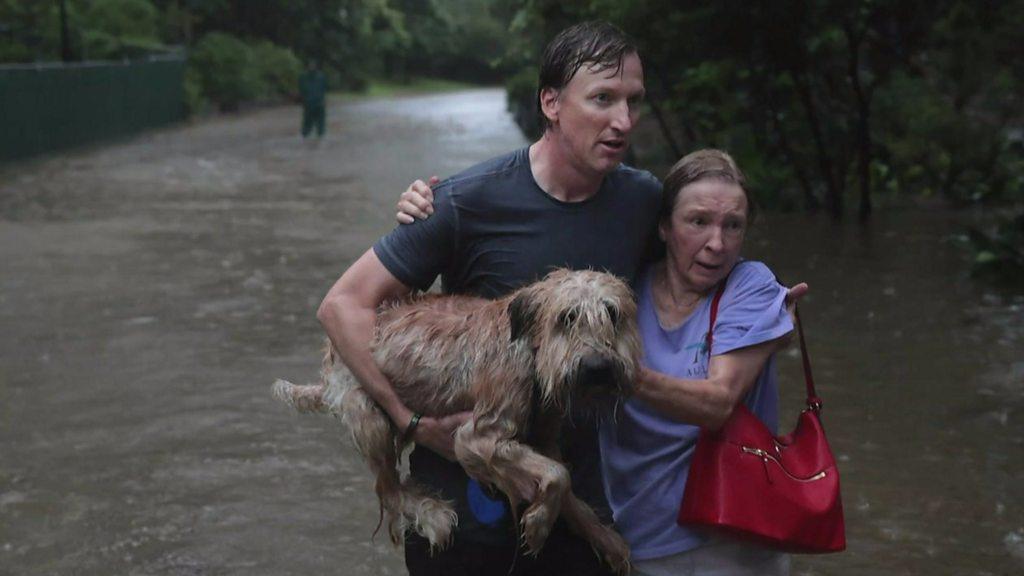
[536,21,638,131]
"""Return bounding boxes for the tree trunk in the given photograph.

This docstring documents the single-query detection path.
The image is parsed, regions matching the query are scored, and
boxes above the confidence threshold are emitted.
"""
[59,0,72,62]
[844,22,873,223]
[790,68,843,220]
[645,92,682,161]
[650,60,699,146]
[766,96,818,212]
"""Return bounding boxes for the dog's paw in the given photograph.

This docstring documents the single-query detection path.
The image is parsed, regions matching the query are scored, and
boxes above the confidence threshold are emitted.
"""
[268,379,292,401]
[608,554,632,576]
[271,379,299,408]
[586,522,631,574]
[520,504,554,556]
[408,497,457,552]
[272,380,327,413]
[601,530,631,575]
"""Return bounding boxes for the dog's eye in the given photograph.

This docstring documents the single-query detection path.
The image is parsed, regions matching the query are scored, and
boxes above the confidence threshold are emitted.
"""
[559,308,578,328]
[605,303,619,325]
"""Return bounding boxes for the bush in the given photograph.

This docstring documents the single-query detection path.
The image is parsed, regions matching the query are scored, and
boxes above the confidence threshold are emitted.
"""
[80,0,162,60]
[330,67,369,93]
[187,34,305,111]
[505,67,539,141]
[250,40,302,101]
[188,32,260,111]
[967,211,1024,283]
[183,66,207,116]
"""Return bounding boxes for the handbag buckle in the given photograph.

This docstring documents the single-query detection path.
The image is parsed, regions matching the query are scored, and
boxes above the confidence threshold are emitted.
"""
[741,446,829,483]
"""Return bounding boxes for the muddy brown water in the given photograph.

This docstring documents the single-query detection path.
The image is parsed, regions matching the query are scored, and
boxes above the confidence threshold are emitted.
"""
[1,89,1022,575]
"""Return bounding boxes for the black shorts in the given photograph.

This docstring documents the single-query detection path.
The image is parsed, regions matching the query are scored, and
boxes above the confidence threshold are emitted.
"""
[405,518,613,576]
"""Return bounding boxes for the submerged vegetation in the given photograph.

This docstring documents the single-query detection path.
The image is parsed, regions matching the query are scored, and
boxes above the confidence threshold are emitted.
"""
[967,212,1024,283]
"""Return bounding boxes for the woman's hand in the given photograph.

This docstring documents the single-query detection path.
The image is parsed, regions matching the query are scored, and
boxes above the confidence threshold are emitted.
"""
[786,282,809,310]
[396,175,439,224]
[785,282,809,327]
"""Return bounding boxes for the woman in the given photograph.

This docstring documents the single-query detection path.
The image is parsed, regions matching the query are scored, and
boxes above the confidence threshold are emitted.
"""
[599,149,793,575]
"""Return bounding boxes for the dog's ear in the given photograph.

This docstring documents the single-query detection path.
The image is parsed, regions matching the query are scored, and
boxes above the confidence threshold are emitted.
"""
[508,290,537,343]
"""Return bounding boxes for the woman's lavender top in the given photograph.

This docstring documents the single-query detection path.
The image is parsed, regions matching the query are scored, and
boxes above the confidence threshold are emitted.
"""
[599,260,793,560]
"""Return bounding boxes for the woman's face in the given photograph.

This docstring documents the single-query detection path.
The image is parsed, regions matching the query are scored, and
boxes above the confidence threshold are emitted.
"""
[659,179,748,294]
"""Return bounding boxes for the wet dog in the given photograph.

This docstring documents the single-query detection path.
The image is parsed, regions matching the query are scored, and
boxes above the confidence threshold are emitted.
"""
[273,269,640,572]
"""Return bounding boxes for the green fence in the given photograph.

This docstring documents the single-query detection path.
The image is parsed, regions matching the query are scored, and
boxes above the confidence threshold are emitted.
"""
[0,55,186,162]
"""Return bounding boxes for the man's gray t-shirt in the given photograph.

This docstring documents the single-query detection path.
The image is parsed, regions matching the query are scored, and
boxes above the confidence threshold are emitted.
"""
[373,146,661,543]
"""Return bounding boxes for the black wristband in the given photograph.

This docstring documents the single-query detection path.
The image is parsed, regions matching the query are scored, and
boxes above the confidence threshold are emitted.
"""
[402,412,422,443]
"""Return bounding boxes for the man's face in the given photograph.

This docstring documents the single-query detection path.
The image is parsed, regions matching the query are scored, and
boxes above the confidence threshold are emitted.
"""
[543,52,645,177]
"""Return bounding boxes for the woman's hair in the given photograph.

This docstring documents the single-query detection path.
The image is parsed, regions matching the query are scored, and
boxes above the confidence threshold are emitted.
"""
[660,149,756,225]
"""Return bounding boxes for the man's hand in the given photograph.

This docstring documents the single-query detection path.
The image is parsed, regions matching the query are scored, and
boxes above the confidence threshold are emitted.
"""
[396,175,439,224]
[410,411,472,461]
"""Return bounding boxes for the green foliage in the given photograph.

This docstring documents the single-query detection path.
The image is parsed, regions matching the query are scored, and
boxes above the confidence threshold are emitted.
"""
[967,212,1024,283]
[156,0,508,90]
[504,66,539,140]
[187,32,260,111]
[346,76,477,100]
[250,40,302,100]
[182,65,207,116]
[0,1,63,62]
[501,0,1024,222]
[1,0,167,62]
[3,0,509,101]
[80,0,158,40]
[875,71,1013,204]
[430,0,514,82]
[185,33,303,110]
[78,0,163,59]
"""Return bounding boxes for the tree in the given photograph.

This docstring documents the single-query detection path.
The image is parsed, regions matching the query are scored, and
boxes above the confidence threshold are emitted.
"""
[78,0,163,59]
[501,0,1023,220]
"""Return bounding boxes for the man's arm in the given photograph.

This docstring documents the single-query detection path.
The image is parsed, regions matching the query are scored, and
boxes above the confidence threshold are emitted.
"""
[317,247,468,460]
[634,336,788,431]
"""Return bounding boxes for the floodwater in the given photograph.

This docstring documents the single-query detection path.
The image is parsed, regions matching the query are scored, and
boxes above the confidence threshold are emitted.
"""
[0,88,1021,575]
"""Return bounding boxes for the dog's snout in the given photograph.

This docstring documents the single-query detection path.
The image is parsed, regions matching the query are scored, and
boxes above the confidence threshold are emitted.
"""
[579,355,616,387]
[581,355,613,374]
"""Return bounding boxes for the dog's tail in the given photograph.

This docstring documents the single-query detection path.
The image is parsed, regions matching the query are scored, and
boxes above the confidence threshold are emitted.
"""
[272,379,329,414]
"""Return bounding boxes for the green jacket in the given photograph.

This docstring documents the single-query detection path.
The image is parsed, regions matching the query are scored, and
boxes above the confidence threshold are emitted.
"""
[299,70,327,107]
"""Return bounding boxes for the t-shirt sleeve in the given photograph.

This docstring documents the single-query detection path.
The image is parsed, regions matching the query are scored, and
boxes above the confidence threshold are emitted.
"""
[372,181,458,291]
[710,261,793,356]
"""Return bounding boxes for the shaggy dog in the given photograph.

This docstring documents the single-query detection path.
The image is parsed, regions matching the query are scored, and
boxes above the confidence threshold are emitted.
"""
[273,268,640,572]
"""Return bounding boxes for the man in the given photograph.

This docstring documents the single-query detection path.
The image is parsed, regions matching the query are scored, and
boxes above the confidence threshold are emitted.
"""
[299,61,327,139]
[318,21,658,575]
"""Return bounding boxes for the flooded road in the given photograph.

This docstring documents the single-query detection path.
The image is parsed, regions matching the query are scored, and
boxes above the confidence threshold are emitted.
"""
[745,212,1024,575]
[1,88,1022,575]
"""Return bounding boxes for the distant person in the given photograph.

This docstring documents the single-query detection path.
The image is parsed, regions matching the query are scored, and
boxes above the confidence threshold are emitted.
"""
[299,61,327,139]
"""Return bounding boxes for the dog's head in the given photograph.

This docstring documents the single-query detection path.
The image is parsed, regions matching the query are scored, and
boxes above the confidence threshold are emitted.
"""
[507,268,641,412]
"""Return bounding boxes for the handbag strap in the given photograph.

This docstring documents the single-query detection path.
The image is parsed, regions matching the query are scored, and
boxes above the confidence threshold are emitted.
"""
[706,279,822,412]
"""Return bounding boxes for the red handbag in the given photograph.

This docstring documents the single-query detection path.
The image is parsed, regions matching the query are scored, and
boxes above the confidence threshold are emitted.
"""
[677,282,846,553]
